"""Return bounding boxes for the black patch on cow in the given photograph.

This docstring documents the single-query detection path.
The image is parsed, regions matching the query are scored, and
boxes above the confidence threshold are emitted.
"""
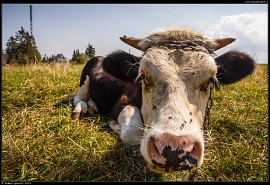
[103,50,141,81]
[79,56,104,87]
[215,50,255,85]
[79,50,142,118]
[151,145,197,171]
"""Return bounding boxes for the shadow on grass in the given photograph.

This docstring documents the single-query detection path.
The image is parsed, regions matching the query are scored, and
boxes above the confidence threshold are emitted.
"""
[55,134,162,181]
[213,118,246,138]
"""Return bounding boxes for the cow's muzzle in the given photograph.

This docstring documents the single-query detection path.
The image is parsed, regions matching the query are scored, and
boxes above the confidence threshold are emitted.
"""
[147,133,202,173]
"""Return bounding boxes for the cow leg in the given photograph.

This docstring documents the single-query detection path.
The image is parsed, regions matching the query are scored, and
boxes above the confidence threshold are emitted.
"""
[87,98,99,116]
[109,120,121,136]
[72,75,90,120]
[109,105,144,145]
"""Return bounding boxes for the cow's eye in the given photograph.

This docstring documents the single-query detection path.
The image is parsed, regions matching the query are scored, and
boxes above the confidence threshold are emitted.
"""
[136,73,148,84]
[200,80,211,92]
[200,77,220,92]
[140,74,146,81]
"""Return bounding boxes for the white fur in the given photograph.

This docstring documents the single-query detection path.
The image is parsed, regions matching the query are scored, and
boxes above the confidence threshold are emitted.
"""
[138,28,216,51]
[72,75,99,118]
[73,101,88,114]
[110,105,144,146]
[73,75,90,116]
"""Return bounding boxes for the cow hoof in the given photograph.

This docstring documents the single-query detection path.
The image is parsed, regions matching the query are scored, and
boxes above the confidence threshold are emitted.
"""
[80,112,88,119]
[71,112,80,120]
[109,120,121,136]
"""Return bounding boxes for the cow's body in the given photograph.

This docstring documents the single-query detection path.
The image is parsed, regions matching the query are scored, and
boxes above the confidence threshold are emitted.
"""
[77,53,141,116]
[72,28,255,174]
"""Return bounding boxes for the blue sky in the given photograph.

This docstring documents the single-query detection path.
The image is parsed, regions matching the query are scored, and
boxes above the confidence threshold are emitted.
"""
[1,4,268,63]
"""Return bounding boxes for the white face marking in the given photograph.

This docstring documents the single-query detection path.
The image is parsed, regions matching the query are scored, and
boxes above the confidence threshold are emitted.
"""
[139,48,217,169]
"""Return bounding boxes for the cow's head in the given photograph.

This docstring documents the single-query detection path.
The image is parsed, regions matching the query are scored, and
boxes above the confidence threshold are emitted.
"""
[120,28,255,173]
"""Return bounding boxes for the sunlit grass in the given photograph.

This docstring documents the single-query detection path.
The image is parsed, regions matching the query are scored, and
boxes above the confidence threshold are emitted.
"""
[2,63,268,181]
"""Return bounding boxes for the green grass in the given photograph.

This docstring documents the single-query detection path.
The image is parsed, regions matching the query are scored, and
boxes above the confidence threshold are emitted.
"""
[2,63,268,181]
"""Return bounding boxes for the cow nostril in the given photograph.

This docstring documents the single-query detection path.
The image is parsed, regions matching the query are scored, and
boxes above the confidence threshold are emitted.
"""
[147,135,201,172]
[148,137,167,165]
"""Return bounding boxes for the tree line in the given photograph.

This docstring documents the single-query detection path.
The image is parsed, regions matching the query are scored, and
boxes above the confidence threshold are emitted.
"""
[4,27,95,65]
[70,43,95,64]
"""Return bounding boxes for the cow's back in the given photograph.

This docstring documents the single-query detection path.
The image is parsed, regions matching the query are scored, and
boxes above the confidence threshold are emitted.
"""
[82,51,142,118]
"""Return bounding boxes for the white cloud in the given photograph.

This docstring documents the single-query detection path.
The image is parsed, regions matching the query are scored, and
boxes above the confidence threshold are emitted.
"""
[205,12,268,63]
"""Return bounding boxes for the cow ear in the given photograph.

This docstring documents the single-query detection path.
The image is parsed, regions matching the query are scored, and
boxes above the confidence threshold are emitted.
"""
[215,50,255,85]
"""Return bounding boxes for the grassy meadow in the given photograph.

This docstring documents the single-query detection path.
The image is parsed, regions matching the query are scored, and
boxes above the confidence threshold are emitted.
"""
[1,63,268,181]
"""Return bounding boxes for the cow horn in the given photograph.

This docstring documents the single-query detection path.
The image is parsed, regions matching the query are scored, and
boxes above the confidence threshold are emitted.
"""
[120,36,236,52]
[120,36,144,51]
[214,38,236,51]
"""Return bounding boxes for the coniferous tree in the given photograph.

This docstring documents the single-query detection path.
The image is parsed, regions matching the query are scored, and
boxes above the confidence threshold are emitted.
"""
[5,27,41,65]
[85,43,95,59]
[5,36,17,64]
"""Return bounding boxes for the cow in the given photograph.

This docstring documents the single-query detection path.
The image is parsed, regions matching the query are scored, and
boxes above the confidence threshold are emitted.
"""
[71,28,255,174]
